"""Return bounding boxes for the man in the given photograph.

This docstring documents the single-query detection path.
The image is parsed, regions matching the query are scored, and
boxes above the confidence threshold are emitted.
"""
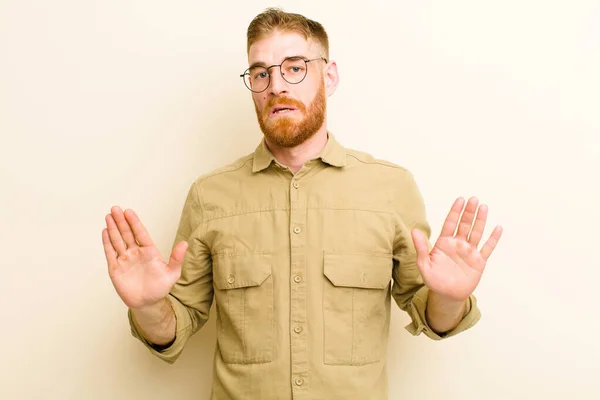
[102,8,503,400]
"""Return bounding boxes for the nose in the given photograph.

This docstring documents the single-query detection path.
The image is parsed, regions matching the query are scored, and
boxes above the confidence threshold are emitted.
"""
[268,66,289,96]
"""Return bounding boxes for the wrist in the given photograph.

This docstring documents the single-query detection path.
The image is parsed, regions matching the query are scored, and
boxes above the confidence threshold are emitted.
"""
[428,290,468,305]
[131,297,176,346]
[426,291,467,334]
[132,296,170,313]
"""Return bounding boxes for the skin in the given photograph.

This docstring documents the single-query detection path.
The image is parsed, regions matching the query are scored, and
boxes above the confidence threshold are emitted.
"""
[249,30,338,173]
[416,197,503,333]
[102,31,503,346]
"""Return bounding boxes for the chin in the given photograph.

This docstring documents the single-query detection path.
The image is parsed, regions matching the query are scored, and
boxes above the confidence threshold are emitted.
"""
[266,128,317,148]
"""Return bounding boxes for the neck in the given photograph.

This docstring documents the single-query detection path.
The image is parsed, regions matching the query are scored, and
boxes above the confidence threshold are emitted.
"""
[264,126,329,174]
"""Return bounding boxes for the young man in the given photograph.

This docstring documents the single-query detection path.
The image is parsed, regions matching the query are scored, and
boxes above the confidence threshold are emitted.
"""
[102,8,503,400]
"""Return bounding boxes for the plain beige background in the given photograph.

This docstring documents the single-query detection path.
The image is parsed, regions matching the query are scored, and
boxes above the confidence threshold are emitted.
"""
[1,0,598,399]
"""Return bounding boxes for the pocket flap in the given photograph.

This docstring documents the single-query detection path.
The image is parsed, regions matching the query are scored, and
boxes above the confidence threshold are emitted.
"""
[213,253,272,290]
[324,253,392,289]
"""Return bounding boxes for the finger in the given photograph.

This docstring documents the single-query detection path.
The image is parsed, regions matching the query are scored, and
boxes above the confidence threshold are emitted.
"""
[468,204,488,247]
[439,197,466,237]
[105,213,127,256]
[455,197,479,240]
[480,225,504,261]
[411,228,430,270]
[124,209,155,247]
[102,228,118,268]
[167,241,189,273]
[111,206,137,248]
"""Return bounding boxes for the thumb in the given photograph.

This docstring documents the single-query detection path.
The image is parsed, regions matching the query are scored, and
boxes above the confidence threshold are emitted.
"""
[411,228,430,269]
[167,240,189,272]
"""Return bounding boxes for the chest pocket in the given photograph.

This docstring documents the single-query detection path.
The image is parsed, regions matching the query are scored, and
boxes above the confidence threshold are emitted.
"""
[213,252,273,364]
[323,252,393,365]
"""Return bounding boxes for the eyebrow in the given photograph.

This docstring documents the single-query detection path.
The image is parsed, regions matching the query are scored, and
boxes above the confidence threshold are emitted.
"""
[248,55,309,70]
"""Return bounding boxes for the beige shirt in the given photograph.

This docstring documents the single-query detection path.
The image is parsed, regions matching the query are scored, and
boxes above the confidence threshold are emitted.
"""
[128,134,480,400]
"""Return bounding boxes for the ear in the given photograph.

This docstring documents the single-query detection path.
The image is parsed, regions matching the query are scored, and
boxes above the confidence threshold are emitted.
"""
[324,61,339,97]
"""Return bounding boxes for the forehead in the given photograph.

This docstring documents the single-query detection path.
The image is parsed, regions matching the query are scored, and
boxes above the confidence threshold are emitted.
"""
[248,31,319,65]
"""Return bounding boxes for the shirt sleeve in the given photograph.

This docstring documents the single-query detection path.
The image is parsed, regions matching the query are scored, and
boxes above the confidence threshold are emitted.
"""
[128,181,214,363]
[390,169,481,340]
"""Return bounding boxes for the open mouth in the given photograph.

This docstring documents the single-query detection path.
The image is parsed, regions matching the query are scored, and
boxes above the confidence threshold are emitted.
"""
[270,105,299,116]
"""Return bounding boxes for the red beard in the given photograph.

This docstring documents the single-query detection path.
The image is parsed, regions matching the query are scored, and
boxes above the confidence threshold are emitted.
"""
[254,81,326,148]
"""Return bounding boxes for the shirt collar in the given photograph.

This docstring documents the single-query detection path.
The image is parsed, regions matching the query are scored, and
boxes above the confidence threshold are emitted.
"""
[252,132,347,173]
[251,138,276,173]
[318,133,347,168]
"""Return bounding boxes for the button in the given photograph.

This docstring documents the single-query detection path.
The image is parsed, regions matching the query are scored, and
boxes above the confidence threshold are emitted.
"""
[293,275,302,283]
[293,226,301,234]
[292,181,299,189]
[295,378,304,386]
[227,275,235,284]
[293,326,303,334]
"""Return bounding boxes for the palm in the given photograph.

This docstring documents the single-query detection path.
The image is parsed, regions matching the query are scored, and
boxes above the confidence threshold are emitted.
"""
[109,246,176,309]
[102,207,188,309]
[412,197,503,301]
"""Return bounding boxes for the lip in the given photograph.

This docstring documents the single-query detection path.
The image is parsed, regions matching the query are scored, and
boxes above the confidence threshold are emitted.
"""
[269,105,300,116]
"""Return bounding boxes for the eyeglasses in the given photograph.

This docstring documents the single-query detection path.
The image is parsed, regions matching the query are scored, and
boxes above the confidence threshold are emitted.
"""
[240,56,328,93]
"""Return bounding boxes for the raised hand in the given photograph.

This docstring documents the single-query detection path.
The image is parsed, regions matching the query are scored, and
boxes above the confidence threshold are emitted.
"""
[411,197,503,301]
[102,206,188,309]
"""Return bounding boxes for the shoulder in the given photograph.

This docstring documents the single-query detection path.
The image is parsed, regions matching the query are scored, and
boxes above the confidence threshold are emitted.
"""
[191,152,255,188]
[341,146,424,203]
[344,147,414,179]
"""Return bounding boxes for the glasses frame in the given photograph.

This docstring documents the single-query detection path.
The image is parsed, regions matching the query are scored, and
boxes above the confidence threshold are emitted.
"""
[240,56,328,93]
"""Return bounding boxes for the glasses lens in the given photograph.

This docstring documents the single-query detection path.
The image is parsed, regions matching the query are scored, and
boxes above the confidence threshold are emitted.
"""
[244,66,269,92]
[281,58,307,84]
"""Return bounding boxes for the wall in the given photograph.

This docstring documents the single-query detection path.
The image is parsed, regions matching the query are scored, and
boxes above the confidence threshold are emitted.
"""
[1,1,598,399]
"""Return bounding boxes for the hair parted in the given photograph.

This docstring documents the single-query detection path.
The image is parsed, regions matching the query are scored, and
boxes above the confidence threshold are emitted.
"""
[247,8,329,59]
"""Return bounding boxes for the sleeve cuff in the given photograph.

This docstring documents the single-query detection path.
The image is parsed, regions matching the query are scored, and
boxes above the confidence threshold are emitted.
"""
[404,286,481,340]
[127,295,193,364]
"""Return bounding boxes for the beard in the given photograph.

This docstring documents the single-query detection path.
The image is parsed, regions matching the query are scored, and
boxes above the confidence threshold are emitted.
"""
[253,81,326,148]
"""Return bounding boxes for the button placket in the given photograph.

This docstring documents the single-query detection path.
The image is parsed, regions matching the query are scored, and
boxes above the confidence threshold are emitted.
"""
[289,175,308,394]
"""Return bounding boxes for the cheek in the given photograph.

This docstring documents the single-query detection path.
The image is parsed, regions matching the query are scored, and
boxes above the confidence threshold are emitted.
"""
[300,77,322,103]
[252,94,266,110]
[300,89,317,106]
[255,93,269,101]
